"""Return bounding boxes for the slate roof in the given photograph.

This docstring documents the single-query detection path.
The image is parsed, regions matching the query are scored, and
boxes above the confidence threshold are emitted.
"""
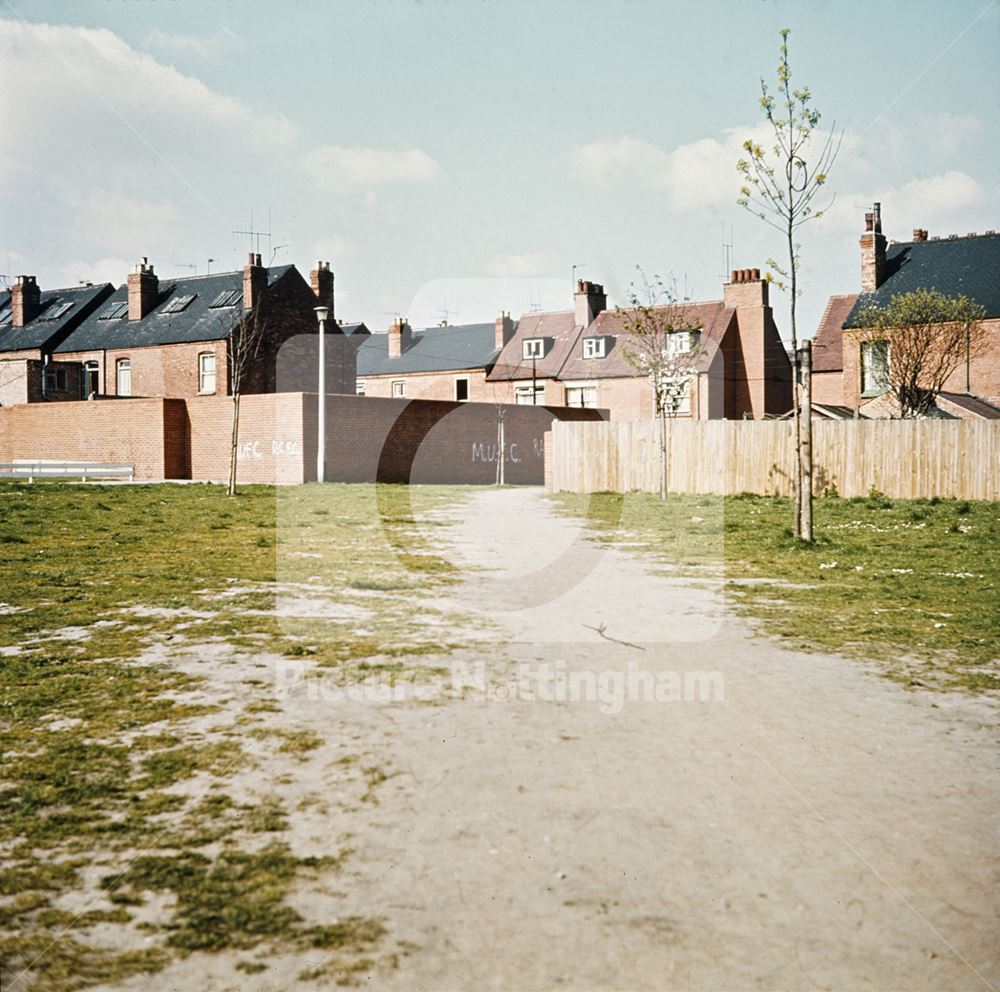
[356,322,501,377]
[811,294,858,373]
[54,266,295,353]
[843,233,1000,327]
[339,322,369,336]
[0,282,115,354]
[558,302,734,381]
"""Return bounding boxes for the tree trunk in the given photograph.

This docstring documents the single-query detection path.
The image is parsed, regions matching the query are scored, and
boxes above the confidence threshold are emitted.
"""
[800,340,813,541]
[659,404,667,501]
[788,225,805,538]
[227,392,241,497]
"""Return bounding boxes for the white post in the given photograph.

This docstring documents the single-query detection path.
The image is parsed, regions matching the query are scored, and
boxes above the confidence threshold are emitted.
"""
[314,306,329,483]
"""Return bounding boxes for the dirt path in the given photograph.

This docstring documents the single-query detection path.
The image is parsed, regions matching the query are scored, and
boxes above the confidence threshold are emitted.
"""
[112,488,998,991]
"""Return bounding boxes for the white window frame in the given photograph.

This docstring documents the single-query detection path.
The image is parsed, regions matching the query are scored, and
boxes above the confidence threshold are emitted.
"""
[391,380,405,398]
[116,358,132,397]
[522,338,545,360]
[666,331,693,355]
[860,340,890,396]
[83,360,99,398]
[563,380,598,408]
[198,351,217,394]
[514,383,544,405]
[582,336,606,359]
[454,376,470,402]
[356,380,366,396]
[658,375,692,416]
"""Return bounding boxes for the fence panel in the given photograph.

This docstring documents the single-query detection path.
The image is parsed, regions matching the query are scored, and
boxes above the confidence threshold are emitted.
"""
[547,420,1000,499]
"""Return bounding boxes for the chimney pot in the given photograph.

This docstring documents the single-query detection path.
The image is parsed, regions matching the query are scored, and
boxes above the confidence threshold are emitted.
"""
[242,252,267,310]
[310,261,335,318]
[864,212,874,232]
[574,278,606,327]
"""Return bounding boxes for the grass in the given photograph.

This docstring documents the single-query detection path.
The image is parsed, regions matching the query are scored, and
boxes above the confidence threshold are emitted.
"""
[0,480,474,990]
[550,490,1000,693]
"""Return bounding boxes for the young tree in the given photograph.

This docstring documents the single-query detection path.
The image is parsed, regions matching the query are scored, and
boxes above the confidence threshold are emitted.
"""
[737,27,841,541]
[852,288,986,418]
[219,285,269,496]
[618,269,703,500]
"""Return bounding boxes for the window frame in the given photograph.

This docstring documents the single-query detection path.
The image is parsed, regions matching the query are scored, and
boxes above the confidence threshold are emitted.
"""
[522,338,545,360]
[860,340,890,397]
[391,380,405,398]
[582,336,606,360]
[454,376,470,402]
[514,383,545,405]
[43,366,68,393]
[116,358,132,397]
[198,351,217,394]
[356,380,366,396]
[83,360,99,397]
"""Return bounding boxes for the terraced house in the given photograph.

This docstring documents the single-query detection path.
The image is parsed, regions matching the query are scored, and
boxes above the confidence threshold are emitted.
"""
[0,278,115,406]
[812,205,1000,419]
[487,275,793,420]
[51,255,354,400]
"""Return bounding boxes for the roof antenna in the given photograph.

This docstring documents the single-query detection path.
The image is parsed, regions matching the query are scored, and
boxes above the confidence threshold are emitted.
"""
[233,208,271,256]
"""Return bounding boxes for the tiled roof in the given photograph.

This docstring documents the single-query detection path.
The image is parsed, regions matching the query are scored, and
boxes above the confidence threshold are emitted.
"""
[339,322,369,336]
[936,391,1000,420]
[487,310,581,382]
[811,294,858,373]
[0,282,115,353]
[557,302,734,381]
[356,322,501,377]
[54,266,295,353]
[844,233,1000,327]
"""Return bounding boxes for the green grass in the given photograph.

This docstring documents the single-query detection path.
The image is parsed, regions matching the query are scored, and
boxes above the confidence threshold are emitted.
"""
[0,481,473,990]
[550,490,1000,693]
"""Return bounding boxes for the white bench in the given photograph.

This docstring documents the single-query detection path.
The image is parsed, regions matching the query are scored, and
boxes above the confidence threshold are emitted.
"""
[0,461,135,482]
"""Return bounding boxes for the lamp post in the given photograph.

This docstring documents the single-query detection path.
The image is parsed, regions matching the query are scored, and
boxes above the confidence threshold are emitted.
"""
[314,306,329,483]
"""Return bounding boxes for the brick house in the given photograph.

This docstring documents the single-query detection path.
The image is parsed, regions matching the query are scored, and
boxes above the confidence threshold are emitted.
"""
[812,205,1000,419]
[51,255,354,401]
[0,278,115,406]
[486,274,793,420]
[356,315,514,402]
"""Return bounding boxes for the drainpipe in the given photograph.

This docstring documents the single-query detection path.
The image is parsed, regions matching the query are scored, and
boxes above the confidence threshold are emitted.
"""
[965,324,971,393]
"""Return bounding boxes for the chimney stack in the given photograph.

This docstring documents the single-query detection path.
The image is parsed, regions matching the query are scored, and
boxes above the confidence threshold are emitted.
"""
[127,258,158,320]
[574,280,606,328]
[242,252,267,311]
[310,260,334,318]
[11,275,41,327]
[860,203,887,292]
[387,316,411,358]
[912,228,928,242]
[494,310,514,349]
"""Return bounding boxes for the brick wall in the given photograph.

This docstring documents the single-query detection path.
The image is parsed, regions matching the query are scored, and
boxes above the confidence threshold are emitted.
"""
[843,317,1000,410]
[0,398,182,477]
[359,368,492,402]
[300,394,605,485]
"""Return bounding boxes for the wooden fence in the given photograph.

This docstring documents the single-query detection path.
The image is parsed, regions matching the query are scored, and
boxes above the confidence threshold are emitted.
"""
[546,420,1000,499]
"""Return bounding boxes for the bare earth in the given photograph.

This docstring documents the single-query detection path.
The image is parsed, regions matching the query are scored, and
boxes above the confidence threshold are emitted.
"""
[103,488,998,991]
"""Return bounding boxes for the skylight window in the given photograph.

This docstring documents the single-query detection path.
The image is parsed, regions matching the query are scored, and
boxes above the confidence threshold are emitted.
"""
[39,301,75,321]
[98,301,129,320]
[160,294,196,315]
[209,289,241,309]
[0,307,12,325]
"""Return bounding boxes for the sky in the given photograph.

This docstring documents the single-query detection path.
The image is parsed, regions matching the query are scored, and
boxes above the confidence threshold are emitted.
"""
[1,0,998,341]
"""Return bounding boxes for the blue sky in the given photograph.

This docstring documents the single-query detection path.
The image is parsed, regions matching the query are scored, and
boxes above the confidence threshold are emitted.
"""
[1,0,997,338]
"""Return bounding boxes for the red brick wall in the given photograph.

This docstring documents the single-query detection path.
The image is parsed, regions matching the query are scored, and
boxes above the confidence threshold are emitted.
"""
[812,370,846,406]
[185,393,306,484]
[300,394,605,484]
[359,368,492,402]
[843,317,1000,409]
[0,398,182,477]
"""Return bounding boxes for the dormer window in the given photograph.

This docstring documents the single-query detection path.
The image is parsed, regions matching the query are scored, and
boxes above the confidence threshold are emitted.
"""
[522,338,545,360]
[666,330,696,354]
[582,336,607,359]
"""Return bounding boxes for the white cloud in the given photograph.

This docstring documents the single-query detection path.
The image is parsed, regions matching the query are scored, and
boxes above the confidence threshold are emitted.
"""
[305,146,439,188]
[309,236,353,262]
[143,26,246,58]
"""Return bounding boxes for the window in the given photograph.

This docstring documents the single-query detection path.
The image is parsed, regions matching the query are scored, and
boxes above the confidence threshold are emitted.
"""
[0,307,12,325]
[666,331,693,354]
[209,289,241,309]
[522,338,545,360]
[84,361,99,397]
[43,366,68,392]
[455,377,469,401]
[658,378,691,415]
[391,380,405,397]
[515,383,544,405]
[565,384,597,408]
[116,358,132,396]
[582,337,606,359]
[98,301,128,320]
[861,340,890,396]
[198,352,217,393]
[356,380,366,396]
[160,294,196,315]
[39,301,74,321]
